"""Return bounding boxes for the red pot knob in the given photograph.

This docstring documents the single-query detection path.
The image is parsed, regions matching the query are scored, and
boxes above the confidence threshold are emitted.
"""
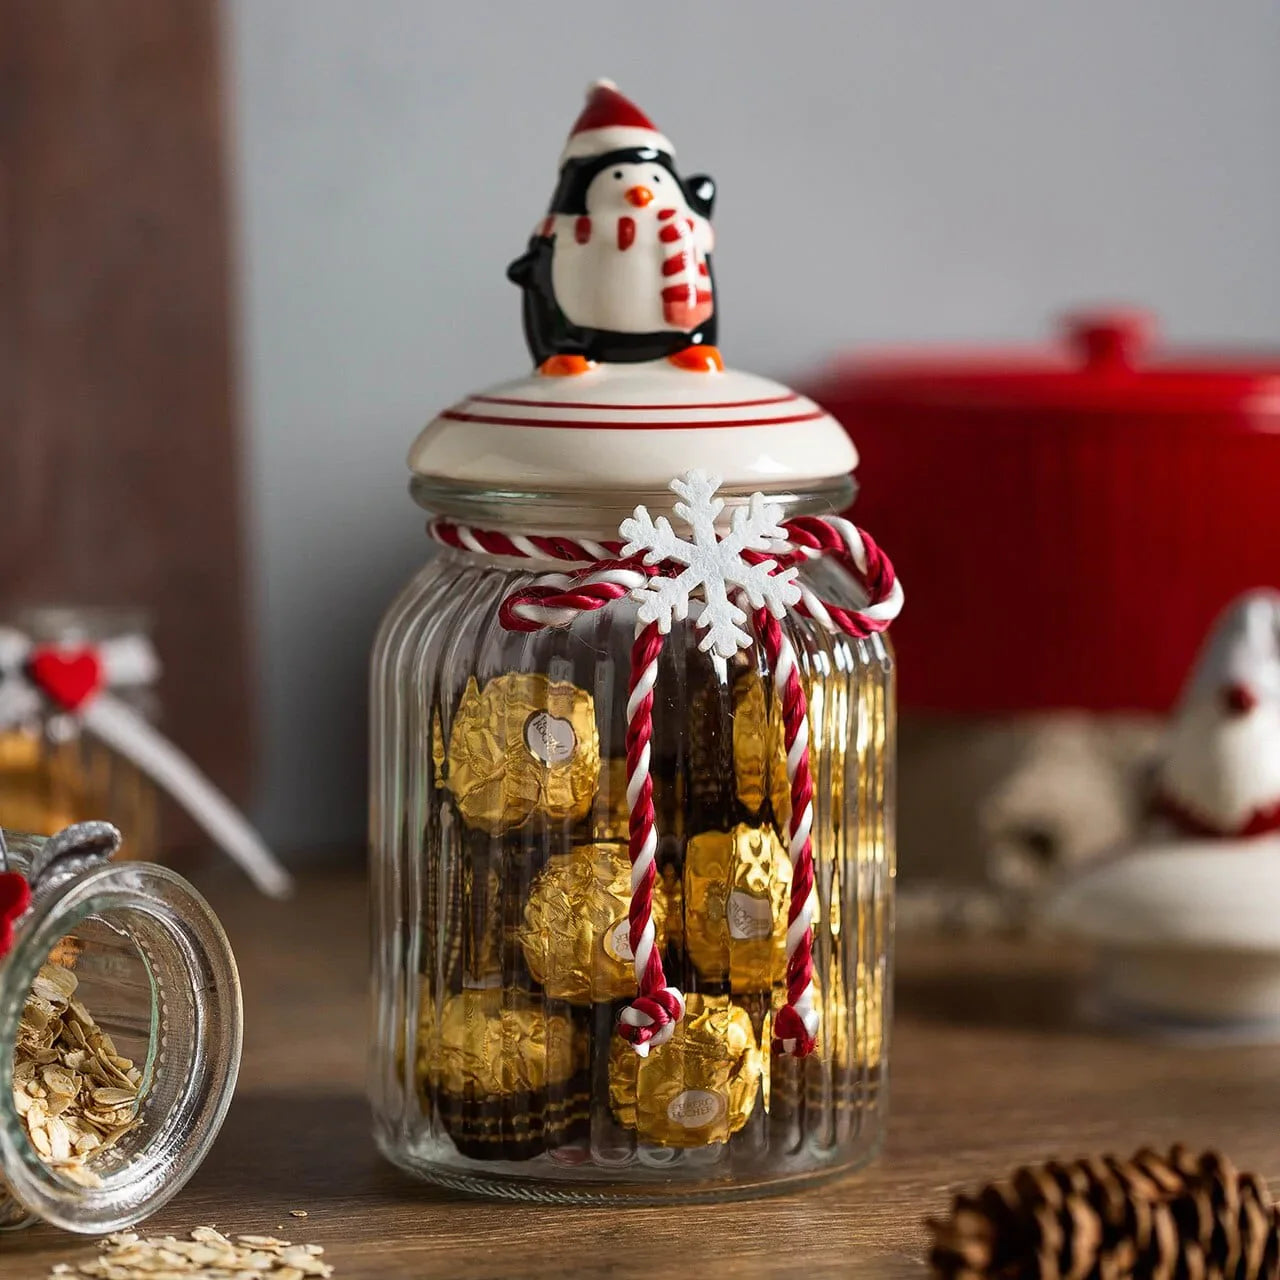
[1061,307,1158,371]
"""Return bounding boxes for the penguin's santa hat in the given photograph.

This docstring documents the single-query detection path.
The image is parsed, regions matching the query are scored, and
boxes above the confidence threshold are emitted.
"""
[560,80,674,165]
[1156,590,1280,838]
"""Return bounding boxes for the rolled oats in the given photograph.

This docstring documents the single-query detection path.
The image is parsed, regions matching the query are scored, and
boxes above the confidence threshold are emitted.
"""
[14,964,144,1189]
[47,1228,335,1278]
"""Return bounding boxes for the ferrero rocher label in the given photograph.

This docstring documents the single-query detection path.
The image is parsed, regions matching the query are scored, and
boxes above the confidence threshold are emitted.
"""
[609,994,762,1147]
[518,843,669,1004]
[417,989,578,1098]
[446,673,600,834]
[732,677,791,827]
[683,824,791,991]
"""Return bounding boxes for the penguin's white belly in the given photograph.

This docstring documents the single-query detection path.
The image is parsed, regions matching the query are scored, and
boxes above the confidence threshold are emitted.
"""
[552,236,668,334]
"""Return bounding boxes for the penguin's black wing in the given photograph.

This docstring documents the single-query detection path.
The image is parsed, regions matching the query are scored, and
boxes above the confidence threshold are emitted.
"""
[508,233,591,366]
[682,173,716,221]
[506,237,545,288]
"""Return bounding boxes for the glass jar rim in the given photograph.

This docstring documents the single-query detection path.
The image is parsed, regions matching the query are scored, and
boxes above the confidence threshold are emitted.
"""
[0,860,242,1234]
[409,474,858,537]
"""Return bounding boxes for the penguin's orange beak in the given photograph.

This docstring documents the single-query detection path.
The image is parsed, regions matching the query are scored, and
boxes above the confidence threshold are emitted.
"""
[624,185,655,208]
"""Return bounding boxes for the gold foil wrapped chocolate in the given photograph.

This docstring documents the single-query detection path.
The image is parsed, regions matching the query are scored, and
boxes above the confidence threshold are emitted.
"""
[418,989,577,1097]
[609,994,762,1147]
[683,824,791,991]
[732,676,791,827]
[519,842,668,1003]
[417,989,586,1160]
[446,674,599,834]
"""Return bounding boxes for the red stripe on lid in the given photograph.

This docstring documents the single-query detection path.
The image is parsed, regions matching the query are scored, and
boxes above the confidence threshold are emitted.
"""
[468,393,800,410]
[438,408,827,431]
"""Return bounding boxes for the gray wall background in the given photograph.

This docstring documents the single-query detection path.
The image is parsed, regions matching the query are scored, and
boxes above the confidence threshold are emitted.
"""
[224,0,1280,853]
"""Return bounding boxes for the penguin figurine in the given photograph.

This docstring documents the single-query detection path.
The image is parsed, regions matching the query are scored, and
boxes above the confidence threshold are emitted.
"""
[507,80,721,376]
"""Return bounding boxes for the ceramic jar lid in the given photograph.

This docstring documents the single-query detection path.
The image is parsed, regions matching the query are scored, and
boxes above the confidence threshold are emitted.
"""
[823,309,1280,415]
[408,80,855,494]
[409,363,855,491]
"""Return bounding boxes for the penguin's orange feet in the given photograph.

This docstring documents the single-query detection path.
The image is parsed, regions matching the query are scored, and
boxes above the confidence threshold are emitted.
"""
[538,354,596,377]
[667,344,724,373]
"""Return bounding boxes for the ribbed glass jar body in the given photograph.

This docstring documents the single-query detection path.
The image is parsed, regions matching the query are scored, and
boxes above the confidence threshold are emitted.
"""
[0,828,242,1233]
[369,492,895,1203]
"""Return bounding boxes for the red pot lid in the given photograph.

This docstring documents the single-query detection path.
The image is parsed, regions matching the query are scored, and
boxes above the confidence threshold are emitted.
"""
[808,308,1280,716]
[836,309,1280,416]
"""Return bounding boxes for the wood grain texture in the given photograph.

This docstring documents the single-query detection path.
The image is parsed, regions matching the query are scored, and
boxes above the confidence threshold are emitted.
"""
[0,0,251,820]
[9,868,1280,1277]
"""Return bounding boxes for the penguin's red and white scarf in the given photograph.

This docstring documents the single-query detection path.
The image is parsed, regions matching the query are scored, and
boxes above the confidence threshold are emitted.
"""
[537,209,714,332]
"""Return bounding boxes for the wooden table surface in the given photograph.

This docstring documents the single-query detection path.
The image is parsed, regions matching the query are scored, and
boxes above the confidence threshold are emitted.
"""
[9,868,1280,1278]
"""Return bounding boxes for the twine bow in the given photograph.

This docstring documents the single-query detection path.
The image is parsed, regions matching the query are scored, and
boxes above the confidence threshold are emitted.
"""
[432,474,903,1057]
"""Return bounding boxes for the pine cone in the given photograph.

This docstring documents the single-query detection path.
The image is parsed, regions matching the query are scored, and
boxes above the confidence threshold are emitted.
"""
[927,1144,1280,1279]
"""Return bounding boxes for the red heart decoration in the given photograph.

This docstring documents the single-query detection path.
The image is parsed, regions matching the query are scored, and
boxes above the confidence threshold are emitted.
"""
[0,871,31,960]
[27,646,104,712]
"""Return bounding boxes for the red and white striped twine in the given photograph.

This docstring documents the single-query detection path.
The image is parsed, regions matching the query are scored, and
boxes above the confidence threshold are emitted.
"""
[430,513,902,1057]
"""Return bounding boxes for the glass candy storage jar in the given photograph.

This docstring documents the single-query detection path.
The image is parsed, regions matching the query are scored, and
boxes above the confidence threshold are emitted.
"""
[0,824,241,1233]
[0,608,161,861]
[368,79,904,1202]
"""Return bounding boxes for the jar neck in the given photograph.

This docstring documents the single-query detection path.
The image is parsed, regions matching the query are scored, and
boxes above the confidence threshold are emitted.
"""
[0,842,241,1233]
[411,474,858,538]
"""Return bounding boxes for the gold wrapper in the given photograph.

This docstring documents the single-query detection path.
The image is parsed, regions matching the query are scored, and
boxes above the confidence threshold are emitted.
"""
[732,677,791,827]
[854,958,885,1071]
[0,730,78,834]
[431,708,446,788]
[462,861,503,984]
[609,994,763,1147]
[417,989,578,1097]
[660,860,684,950]
[518,842,669,1004]
[447,674,600,834]
[592,758,631,841]
[683,824,791,991]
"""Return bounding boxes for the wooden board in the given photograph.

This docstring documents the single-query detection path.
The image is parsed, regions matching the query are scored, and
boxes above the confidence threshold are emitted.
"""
[9,868,1280,1277]
[0,1,251,818]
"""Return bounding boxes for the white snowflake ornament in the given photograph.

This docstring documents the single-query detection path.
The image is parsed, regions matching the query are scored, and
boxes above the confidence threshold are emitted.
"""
[619,470,801,658]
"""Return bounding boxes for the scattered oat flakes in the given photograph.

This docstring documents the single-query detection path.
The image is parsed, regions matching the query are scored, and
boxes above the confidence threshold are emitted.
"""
[47,1227,335,1278]
[289,1211,308,1219]
[15,963,143,1189]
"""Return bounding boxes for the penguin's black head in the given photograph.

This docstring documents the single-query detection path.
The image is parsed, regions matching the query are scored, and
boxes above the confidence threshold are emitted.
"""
[547,148,714,220]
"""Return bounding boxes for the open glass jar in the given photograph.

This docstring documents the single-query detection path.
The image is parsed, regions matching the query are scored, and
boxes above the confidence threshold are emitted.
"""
[0,824,241,1233]
[369,82,903,1203]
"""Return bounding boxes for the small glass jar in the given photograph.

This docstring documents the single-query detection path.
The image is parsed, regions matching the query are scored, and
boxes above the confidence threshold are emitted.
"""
[0,608,161,862]
[369,78,902,1203]
[0,824,241,1233]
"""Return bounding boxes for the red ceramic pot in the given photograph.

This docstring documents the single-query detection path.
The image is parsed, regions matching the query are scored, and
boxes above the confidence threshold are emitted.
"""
[808,309,1280,716]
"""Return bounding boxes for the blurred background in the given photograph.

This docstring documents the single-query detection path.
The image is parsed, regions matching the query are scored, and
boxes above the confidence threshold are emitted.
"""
[4,0,1280,877]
